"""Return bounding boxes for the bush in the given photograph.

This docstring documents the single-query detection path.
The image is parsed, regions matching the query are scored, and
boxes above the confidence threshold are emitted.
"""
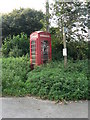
[0,58,2,96]
[2,33,29,57]
[25,60,88,101]
[50,28,88,61]
[51,40,88,61]
[51,33,63,61]
[2,55,31,96]
[2,56,88,100]
[67,41,88,60]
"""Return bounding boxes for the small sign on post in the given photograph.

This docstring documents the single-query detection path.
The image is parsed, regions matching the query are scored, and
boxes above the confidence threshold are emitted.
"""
[63,48,67,56]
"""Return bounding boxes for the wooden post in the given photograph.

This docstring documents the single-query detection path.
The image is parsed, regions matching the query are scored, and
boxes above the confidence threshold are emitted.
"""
[46,0,49,32]
[62,2,67,67]
[63,27,67,67]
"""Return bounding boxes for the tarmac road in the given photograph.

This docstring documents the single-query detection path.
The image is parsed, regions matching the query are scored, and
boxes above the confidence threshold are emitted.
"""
[0,97,88,118]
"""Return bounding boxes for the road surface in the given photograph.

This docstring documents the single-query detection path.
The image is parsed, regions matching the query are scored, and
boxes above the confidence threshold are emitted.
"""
[0,97,88,118]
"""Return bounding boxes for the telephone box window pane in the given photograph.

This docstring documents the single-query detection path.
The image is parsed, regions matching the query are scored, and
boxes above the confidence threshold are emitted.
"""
[31,41,36,64]
[41,40,49,63]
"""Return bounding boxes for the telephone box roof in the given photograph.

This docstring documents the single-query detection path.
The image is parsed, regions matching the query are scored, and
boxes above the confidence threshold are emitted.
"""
[31,31,50,34]
[30,31,51,39]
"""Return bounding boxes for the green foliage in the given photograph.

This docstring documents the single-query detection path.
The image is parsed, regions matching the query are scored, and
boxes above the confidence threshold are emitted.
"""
[2,8,44,41]
[2,56,31,96]
[25,60,88,101]
[51,2,88,41]
[2,29,88,60]
[2,56,88,100]
[2,33,29,57]
[0,15,2,48]
[51,30,63,61]
[50,27,88,61]
[67,41,88,60]
[0,58,2,96]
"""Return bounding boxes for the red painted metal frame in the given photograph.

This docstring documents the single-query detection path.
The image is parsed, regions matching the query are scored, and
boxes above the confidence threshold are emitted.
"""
[30,31,52,66]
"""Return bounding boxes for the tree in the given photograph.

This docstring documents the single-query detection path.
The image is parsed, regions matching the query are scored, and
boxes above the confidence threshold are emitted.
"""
[51,1,88,42]
[0,14,2,48]
[40,0,50,32]
[46,0,50,32]
[49,1,88,60]
[2,8,44,42]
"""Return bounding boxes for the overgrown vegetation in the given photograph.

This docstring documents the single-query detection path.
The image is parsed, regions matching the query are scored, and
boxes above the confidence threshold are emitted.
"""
[2,56,31,96]
[0,58,2,96]
[2,32,88,60]
[51,32,88,61]
[26,60,88,101]
[2,33,29,57]
[2,57,88,100]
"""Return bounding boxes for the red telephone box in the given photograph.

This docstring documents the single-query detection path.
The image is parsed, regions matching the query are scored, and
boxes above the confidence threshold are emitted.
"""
[30,31,52,66]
